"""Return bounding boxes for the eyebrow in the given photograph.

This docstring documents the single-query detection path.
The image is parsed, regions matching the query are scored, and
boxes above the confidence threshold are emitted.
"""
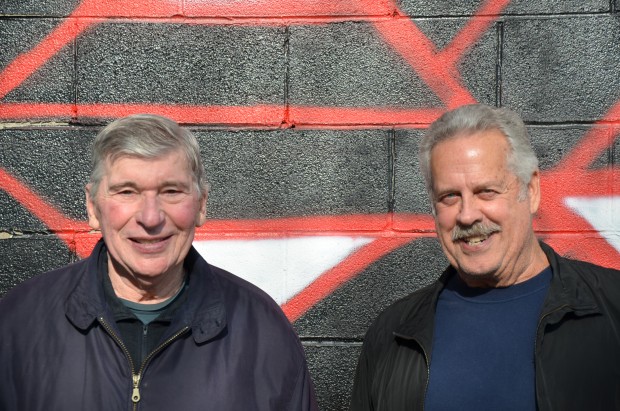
[107,180,192,192]
[107,181,139,192]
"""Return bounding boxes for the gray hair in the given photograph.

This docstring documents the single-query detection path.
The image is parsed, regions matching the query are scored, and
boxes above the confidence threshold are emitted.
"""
[419,104,538,203]
[89,114,208,198]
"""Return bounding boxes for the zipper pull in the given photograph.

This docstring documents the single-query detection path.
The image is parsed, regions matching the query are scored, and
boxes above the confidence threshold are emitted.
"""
[132,374,141,403]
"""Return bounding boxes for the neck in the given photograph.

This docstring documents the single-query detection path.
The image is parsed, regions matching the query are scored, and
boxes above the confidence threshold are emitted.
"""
[108,263,185,304]
[459,238,549,288]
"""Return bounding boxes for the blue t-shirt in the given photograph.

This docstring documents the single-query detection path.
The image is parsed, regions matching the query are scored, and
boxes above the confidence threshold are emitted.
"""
[425,268,552,411]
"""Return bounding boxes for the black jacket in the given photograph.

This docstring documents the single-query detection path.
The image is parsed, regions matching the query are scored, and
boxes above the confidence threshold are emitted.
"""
[0,241,318,411]
[350,242,620,410]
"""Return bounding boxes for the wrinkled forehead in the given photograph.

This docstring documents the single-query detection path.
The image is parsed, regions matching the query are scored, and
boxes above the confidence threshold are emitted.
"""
[430,131,512,179]
[108,147,193,172]
[101,150,195,183]
[432,129,510,157]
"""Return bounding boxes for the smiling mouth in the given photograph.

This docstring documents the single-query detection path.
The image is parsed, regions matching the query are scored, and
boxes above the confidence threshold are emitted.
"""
[462,235,489,246]
[131,237,169,244]
[452,222,501,246]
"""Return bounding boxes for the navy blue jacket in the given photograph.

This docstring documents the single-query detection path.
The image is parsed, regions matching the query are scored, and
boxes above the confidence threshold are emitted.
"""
[0,241,318,411]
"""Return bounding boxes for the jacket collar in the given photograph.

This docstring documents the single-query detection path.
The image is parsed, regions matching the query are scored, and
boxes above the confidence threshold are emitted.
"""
[538,241,600,322]
[392,268,451,350]
[65,240,227,344]
[64,240,108,330]
[174,247,227,344]
[392,241,601,342]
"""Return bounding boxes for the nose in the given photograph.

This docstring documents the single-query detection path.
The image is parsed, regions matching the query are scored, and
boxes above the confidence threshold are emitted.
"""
[456,194,483,227]
[135,194,165,228]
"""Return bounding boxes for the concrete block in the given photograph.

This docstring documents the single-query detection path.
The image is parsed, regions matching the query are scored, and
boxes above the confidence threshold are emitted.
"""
[76,23,286,108]
[393,129,432,216]
[397,0,609,16]
[0,191,48,232]
[289,19,496,110]
[304,343,362,411]
[504,0,609,14]
[503,16,620,122]
[196,129,390,219]
[0,235,74,297]
[294,238,447,338]
[0,19,74,109]
[289,21,441,108]
[529,126,598,170]
[0,0,78,16]
[0,128,94,221]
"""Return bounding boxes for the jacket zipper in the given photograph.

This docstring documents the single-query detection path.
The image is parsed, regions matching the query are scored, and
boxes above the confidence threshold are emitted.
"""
[420,344,430,411]
[98,317,139,411]
[133,325,191,401]
[99,316,190,410]
[533,304,570,411]
[394,333,431,411]
[535,303,570,360]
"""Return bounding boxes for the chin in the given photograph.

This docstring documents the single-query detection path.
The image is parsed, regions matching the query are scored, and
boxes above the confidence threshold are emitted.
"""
[460,268,502,286]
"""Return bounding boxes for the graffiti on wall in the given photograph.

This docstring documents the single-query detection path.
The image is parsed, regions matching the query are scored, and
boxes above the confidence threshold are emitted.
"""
[1,0,619,321]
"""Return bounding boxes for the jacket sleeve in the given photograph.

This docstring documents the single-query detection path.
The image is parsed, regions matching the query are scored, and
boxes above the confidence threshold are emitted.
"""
[349,336,375,411]
[288,358,319,411]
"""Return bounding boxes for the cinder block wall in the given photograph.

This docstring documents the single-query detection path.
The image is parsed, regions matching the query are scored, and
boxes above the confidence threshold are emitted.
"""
[1,1,619,409]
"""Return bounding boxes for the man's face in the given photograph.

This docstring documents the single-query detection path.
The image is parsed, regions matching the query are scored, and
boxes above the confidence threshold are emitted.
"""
[430,129,541,287]
[86,150,206,283]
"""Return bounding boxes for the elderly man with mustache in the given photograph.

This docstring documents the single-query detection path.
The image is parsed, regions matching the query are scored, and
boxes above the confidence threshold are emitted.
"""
[350,104,620,411]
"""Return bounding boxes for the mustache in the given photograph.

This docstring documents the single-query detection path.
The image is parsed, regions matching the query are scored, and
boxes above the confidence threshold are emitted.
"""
[452,222,502,242]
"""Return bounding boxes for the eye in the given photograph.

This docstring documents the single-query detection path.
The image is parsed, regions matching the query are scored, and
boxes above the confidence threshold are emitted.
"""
[437,192,460,206]
[478,189,498,200]
[110,188,138,202]
[163,189,182,195]
[160,187,189,202]
[116,189,137,197]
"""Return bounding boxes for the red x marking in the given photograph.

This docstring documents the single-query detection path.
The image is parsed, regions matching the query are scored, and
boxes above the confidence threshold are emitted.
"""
[0,0,509,125]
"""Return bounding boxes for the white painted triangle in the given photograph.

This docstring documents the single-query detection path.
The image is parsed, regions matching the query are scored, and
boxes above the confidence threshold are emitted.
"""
[564,196,620,253]
[193,236,374,304]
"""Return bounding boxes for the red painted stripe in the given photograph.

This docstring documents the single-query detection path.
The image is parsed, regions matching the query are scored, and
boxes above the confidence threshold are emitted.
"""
[194,213,436,237]
[183,0,395,17]
[289,106,443,126]
[0,168,90,233]
[0,103,75,118]
[69,0,181,17]
[371,19,476,109]
[77,103,286,125]
[0,103,445,127]
[555,101,620,172]
[437,0,511,68]
[281,235,415,321]
[0,18,95,99]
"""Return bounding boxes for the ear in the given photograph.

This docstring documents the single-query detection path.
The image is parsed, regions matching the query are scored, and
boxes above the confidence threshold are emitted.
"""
[196,192,208,227]
[85,184,101,230]
[527,169,541,214]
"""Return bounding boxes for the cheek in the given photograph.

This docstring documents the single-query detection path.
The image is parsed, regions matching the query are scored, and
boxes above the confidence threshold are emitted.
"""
[98,202,135,230]
[435,209,456,233]
[484,200,523,226]
[168,203,201,229]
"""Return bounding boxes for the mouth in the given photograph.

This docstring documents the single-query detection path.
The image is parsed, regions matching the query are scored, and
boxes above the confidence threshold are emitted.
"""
[133,238,163,244]
[462,235,489,246]
[452,222,501,247]
[130,236,171,245]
